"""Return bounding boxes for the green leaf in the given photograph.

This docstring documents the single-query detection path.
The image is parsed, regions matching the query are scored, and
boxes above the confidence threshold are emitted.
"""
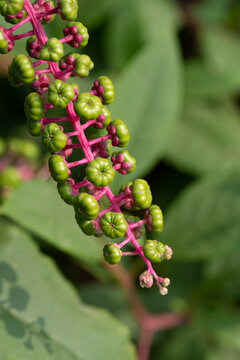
[192,0,230,26]
[104,1,142,71]
[1,179,101,263]
[79,283,138,338]
[151,324,207,360]
[77,0,124,30]
[165,102,240,175]
[104,0,179,71]
[185,30,240,102]
[159,172,240,260]
[110,29,182,191]
[0,222,135,359]
[197,306,240,353]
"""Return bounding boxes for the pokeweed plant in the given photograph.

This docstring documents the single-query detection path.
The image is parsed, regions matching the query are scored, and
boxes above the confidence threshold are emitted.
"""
[0,0,173,294]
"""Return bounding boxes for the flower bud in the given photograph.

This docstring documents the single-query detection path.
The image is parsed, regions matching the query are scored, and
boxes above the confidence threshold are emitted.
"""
[162,278,170,287]
[164,245,173,260]
[159,285,168,296]
[139,271,153,288]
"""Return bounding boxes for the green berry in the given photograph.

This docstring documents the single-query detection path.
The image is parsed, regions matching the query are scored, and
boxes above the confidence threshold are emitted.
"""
[131,179,152,209]
[48,154,68,183]
[145,205,163,233]
[39,37,63,62]
[100,212,127,239]
[86,157,115,187]
[75,215,97,236]
[24,93,44,122]
[57,181,74,205]
[143,240,166,263]
[0,0,23,16]
[42,123,67,153]
[98,105,111,128]
[73,55,94,78]
[59,0,78,20]
[103,244,121,264]
[8,54,34,87]
[67,21,89,48]
[97,76,114,105]
[73,192,99,221]
[74,93,102,121]
[27,121,42,137]
[0,29,9,54]
[48,80,75,108]
[107,119,130,147]
[24,92,44,137]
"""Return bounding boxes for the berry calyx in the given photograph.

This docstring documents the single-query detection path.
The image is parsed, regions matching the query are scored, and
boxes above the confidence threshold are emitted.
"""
[42,123,67,153]
[74,93,102,121]
[39,37,63,62]
[86,157,115,187]
[48,80,75,108]
[100,212,128,239]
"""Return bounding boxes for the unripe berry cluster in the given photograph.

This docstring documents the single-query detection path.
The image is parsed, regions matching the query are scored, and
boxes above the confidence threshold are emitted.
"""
[0,0,173,293]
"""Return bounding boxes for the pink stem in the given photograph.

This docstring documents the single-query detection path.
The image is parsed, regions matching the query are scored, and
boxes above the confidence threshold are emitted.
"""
[88,135,111,146]
[67,158,88,168]
[118,198,132,207]
[35,68,52,74]
[63,144,81,150]
[73,179,89,190]
[42,117,68,124]
[81,120,96,130]
[32,60,47,67]
[65,131,79,137]
[8,15,31,32]
[59,35,73,43]
[11,29,34,40]
[118,237,130,248]
[122,251,139,256]
[36,7,59,18]
[94,189,107,201]
[97,207,112,218]
[44,104,54,109]
[128,220,146,229]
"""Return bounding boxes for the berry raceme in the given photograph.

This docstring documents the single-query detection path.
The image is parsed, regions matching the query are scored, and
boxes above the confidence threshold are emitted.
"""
[0,0,173,293]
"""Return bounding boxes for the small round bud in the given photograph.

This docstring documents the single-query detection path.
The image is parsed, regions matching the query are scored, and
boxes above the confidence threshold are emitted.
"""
[164,245,173,260]
[159,286,168,296]
[162,278,170,287]
[139,271,153,289]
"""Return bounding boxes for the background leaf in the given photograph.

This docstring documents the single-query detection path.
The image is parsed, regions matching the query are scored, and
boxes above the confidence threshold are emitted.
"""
[158,172,240,260]
[165,102,240,175]
[110,29,182,191]
[1,179,101,263]
[0,222,135,359]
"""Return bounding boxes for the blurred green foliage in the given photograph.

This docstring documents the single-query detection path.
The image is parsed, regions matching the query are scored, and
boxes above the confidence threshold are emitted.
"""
[1,0,240,359]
